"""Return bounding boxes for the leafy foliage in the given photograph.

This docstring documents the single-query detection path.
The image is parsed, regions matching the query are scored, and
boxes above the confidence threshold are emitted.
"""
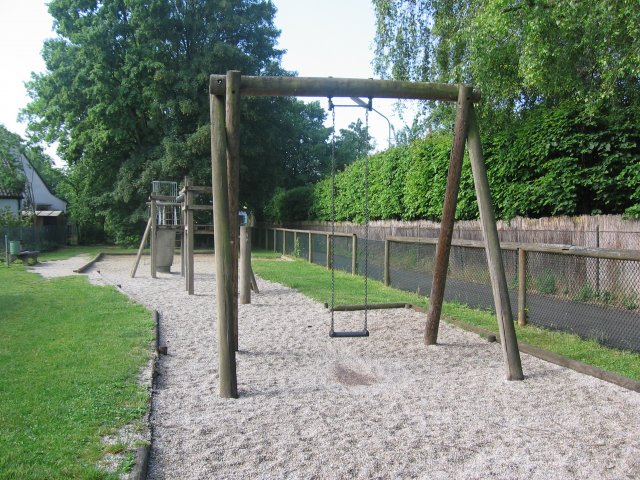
[370,0,640,219]
[268,99,640,223]
[0,126,26,194]
[23,0,331,243]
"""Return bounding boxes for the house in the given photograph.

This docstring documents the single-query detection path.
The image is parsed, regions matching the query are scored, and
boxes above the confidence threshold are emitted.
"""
[0,186,23,216]
[18,153,67,227]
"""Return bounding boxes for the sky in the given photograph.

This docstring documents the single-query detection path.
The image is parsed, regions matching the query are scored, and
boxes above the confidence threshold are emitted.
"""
[0,0,415,166]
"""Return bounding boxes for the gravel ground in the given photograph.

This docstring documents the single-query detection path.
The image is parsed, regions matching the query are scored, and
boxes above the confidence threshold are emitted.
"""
[32,254,640,479]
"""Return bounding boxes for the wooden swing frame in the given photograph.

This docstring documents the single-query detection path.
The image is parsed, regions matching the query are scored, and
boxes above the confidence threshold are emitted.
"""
[209,71,523,399]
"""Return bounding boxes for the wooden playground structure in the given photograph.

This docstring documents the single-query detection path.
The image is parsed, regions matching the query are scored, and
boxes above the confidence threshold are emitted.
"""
[209,72,524,398]
[130,177,256,299]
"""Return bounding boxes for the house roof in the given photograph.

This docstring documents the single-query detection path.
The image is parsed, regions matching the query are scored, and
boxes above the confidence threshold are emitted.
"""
[0,186,23,199]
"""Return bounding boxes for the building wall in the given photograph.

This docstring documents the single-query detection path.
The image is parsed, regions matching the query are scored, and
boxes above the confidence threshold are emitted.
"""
[0,198,20,216]
[20,155,66,212]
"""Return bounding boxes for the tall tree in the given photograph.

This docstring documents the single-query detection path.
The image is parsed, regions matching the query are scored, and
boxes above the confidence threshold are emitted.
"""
[373,0,640,114]
[333,119,375,170]
[372,0,640,219]
[23,0,330,242]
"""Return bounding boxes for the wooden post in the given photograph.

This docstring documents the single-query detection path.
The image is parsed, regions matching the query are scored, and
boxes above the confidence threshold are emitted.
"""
[239,225,251,304]
[273,228,276,252]
[249,265,259,293]
[518,248,527,326]
[211,93,237,398]
[130,217,152,278]
[326,234,331,269]
[186,178,195,295]
[180,194,186,277]
[425,85,473,345]
[467,105,524,381]
[308,232,313,263]
[282,229,286,254]
[384,238,390,286]
[293,231,298,256]
[226,70,241,352]
[150,197,157,279]
[351,234,357,275]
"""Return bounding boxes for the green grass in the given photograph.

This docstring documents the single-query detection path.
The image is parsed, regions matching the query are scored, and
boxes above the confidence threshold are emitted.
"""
[252,251,640,382]
[0,263,153,479]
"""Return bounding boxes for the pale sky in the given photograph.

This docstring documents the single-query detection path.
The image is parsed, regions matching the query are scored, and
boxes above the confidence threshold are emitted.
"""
[0,0,414,165]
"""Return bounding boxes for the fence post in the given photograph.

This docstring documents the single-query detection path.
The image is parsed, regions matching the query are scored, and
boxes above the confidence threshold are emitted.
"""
[273,228,276,252]
[384,239,390,286]
[351,234,357,275]
[282,229,286,254]
[294,231,298,257]
[308,232,313,263]
[518,248,527,326]
[326,234,330,269]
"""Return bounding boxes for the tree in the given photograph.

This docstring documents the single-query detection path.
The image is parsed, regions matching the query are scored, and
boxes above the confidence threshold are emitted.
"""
[0,126,25,194]
[372,0,640,219]
[23,0,331,242]
[373,0,640,115]
[333,119,375,170]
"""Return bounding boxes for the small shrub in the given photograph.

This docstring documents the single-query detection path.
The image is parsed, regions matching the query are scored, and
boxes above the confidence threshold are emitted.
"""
[574,284,596,302]
[598,290,614,305]
[536,272,557,294]
[622,295,638,310]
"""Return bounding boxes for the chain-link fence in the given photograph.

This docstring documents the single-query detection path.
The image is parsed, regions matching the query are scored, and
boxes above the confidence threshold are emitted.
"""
[1,225,67,255]
[258,226,640,353]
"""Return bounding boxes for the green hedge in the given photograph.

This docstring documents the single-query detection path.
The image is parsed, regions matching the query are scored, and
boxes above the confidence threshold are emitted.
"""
[264,101,640,223]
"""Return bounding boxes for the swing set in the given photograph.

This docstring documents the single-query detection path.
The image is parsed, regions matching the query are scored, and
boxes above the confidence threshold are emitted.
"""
[209,72,524,399]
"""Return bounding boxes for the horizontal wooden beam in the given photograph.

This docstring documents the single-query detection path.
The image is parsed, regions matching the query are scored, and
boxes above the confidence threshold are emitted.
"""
[386,236,640,261]
[210,75,480,103]
[330,302,410,312]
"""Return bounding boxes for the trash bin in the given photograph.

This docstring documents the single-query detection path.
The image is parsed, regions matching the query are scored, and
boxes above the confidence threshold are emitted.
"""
[9,241,21,255]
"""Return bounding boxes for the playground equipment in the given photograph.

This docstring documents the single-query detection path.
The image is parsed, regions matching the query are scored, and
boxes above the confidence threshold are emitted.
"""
[209,72,524,399]
[131,178,256,301]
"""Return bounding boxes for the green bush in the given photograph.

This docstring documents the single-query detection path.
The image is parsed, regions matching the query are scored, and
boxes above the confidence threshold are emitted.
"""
[536,272,557,295]
[264,185,315,223]
[263,100,640,223]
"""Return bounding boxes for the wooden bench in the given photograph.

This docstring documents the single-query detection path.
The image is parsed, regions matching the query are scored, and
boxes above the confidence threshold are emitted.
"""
[13,250,40,264]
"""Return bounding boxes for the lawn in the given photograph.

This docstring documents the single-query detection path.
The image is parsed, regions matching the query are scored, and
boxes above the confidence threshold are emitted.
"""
[0,263,153,479]
[252,252,640,382]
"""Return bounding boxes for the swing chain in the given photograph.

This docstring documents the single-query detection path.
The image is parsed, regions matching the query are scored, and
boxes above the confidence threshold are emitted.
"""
[364,104,370,331]
[330,99,336,333]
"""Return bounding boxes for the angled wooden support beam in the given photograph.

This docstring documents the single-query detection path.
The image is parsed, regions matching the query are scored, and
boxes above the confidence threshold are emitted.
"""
[467,105,523,381]
[210,75,481,103]
[425,84,473,345]
[130,217,152,278]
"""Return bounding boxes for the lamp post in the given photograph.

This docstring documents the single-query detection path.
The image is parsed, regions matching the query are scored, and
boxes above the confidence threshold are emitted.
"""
[350,97,395,149]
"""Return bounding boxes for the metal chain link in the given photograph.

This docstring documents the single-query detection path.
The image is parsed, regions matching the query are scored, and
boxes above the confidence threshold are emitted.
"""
[330,102,336,333]
[364,106,370,331]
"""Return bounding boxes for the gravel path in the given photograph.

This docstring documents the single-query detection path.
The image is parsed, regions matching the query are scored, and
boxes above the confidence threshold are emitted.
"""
[33,254,640,479]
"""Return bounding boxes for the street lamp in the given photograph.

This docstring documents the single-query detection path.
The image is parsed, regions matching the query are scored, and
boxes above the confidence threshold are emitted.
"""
[350,97,395,149]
